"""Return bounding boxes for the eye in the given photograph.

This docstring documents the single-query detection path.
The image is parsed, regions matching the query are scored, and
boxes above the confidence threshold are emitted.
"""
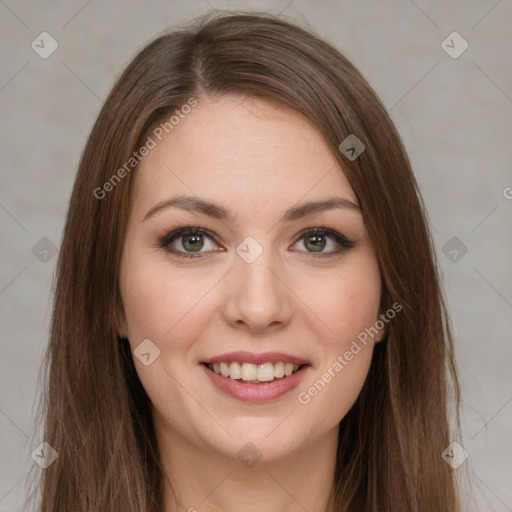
[159,226,222,258]
[159,225,356,259]
[291,227,355,257]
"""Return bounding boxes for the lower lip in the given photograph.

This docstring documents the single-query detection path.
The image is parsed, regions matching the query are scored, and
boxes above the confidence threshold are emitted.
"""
[201,364,309,402]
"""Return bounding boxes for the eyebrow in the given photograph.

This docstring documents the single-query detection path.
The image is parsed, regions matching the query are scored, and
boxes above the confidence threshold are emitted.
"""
[142,194,360,223]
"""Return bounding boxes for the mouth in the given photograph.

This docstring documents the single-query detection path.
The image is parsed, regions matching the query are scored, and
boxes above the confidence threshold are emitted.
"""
[203,361,305,383]
[200,351,311,402]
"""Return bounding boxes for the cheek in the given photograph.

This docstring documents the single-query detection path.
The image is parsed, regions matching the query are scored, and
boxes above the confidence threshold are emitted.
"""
[120,252,216,343]
[295,280,378,431]
[296,256,382,348]
[297,343,373,434]
[293,256,381,423]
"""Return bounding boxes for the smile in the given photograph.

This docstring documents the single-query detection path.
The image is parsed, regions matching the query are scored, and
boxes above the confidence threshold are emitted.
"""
[205,361,303,383]
[201,352,310,402]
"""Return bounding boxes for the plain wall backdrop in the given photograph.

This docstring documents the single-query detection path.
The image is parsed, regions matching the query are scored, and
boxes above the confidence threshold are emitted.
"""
[1,1,511,510]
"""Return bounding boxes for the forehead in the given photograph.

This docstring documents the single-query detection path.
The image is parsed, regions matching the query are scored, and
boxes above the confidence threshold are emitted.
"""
[132,95,357,217]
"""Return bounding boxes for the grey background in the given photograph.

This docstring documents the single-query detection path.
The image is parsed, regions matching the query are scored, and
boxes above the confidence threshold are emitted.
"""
[1,1,511,510]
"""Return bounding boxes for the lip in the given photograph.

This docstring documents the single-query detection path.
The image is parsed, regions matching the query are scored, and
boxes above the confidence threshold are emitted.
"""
[201,351,310,366]
[201,363,310,402]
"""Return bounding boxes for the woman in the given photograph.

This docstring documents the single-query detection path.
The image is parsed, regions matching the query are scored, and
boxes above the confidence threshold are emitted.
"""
[29,11,461,512]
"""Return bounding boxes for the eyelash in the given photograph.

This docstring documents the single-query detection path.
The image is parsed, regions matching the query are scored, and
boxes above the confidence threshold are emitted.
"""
[159,224,356,260]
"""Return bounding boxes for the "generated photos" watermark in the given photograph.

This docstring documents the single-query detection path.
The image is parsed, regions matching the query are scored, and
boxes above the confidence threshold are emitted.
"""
[93,97,197,200]
[298,301,402,405]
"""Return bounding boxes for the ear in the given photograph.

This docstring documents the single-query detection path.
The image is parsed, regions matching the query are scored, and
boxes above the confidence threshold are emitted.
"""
[374,327,386,343]
[113,302,129,340]
[373,312,389,343]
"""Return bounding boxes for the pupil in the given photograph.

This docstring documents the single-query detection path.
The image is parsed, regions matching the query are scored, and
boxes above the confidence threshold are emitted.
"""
[306,235,325,252]
[183,234,203,252]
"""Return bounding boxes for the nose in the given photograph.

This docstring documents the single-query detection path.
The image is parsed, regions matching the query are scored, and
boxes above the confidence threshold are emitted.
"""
[221,246,294,334]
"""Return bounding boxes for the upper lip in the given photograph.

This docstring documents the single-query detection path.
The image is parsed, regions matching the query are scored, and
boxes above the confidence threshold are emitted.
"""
[201,351,310,366]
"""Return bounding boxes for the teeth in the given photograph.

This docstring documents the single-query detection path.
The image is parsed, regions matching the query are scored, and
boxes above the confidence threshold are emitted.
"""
[257,363,274,382]
[207,361,304,382]
[274,361,285,378]
[229,361,242,380]
[241,362,258,381]
[220,362,230,377]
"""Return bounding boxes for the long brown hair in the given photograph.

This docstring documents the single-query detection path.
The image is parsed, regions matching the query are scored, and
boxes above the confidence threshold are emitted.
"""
[27,10,461,511]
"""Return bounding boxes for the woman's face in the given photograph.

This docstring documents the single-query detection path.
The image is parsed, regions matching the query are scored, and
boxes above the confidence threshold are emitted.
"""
[119,95,383,464]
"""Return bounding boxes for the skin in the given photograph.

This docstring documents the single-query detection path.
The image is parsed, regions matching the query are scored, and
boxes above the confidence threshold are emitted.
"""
[119,95,384,512]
